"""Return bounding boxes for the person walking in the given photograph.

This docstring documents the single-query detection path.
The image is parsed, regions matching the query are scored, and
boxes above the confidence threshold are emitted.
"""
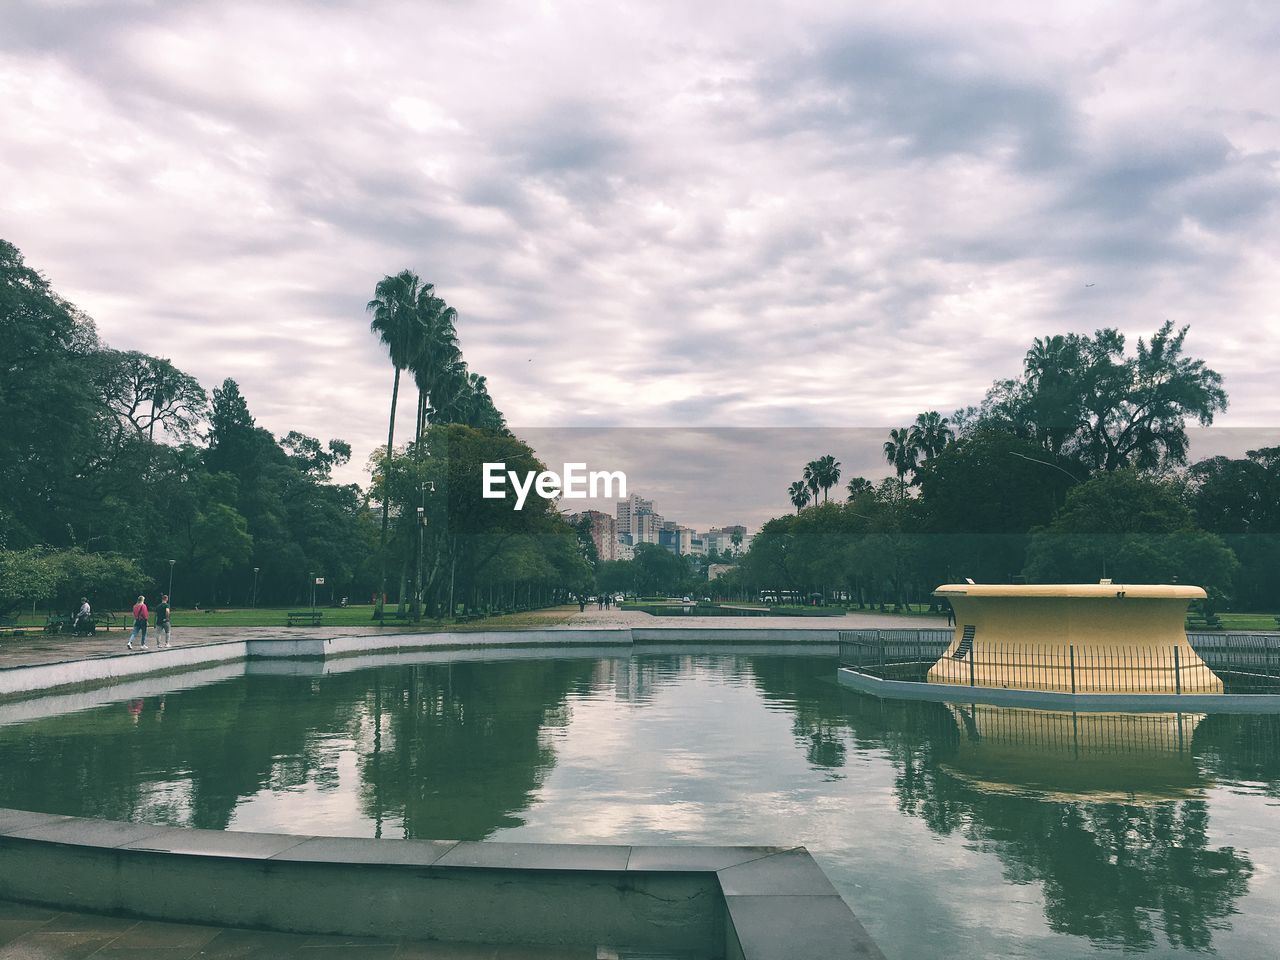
[126,595,149,650]
[155,594,172,648]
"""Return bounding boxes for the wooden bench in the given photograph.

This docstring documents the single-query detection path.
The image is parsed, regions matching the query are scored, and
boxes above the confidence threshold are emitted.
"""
[286,610,324,627]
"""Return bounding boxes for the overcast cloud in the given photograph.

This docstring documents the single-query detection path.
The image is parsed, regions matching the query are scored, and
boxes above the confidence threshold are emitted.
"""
[3,0,1278,529]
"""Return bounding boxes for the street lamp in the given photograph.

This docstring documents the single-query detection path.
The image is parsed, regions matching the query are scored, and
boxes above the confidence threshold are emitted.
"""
[252,567,260,608]
[414,481,436,622]
[309,571,315,613]
[167,560,176,605]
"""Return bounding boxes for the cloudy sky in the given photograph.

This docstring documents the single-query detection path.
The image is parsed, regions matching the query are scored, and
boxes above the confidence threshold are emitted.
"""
[3,0,1279,529]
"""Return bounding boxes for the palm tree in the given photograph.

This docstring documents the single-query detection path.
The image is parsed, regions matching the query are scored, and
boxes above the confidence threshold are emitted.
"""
[788,481,811,512]
[802,461,821,506]
[846,476,873,500]
[409,289,460,444]
[883,427,918,500]
[813,454,841,502]
[368,269,427,615]
[909,411,953,463]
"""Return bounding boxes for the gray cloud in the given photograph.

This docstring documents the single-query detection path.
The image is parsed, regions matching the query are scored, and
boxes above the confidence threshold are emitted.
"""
[3,0,1278,527]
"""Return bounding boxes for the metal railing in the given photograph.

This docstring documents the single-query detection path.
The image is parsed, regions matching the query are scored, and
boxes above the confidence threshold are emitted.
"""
[838,629,1280,695]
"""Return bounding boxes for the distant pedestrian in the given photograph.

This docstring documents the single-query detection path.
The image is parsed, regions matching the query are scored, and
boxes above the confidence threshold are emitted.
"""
[155,594,172,648]
[73,597,92,634]
[127,595,149,650]
[578,596,586,612]
[945,601,955,627]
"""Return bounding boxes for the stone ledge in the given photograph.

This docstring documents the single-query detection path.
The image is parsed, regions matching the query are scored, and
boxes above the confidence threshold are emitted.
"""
[0,807,881,958]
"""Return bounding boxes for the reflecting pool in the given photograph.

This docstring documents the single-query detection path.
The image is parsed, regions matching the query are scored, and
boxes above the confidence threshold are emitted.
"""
[2,653,1278,959]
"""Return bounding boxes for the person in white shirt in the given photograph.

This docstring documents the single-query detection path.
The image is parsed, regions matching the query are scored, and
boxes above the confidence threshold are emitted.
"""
[73,598,92,633]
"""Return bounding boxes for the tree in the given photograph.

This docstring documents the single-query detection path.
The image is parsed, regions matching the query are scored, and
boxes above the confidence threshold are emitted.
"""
[909,411,953,462]
[0,239,104,547]
[1189,446,1280,610]
[95,350,208,443]
[883,427,918,497]
[846,476,873,500]
[788,481,811,512]
[204,379,257,478]
[810,454,842,502]
[368,270,428,611]
[978,323,1226,472]
[1023,470,1238,594]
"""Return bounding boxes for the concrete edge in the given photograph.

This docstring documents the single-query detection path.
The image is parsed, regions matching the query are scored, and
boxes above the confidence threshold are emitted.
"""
[0,627,846,701]
[836,666,1280,713]
[0,808,878,958]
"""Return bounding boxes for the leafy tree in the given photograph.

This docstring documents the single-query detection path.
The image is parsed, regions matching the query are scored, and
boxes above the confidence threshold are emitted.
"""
[1189,446,1280,610]
[978,323,1226,472]
[1023,471,1238,594]
[0,240,104,547]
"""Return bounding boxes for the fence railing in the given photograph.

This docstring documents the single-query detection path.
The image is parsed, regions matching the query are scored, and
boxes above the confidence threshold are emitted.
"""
[838,629,1280,695]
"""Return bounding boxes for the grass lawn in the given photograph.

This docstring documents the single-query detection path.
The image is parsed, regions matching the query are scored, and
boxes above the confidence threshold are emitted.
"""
[7,605,578,631]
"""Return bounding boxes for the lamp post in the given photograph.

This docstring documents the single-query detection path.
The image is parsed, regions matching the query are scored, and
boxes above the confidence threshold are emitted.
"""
[252,567,260,608]
[414,481,435,622]
[309,571,315,613]
[167,560,175,605]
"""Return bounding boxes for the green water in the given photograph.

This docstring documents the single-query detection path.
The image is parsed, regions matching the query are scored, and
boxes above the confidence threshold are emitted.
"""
[1,654,1277,959]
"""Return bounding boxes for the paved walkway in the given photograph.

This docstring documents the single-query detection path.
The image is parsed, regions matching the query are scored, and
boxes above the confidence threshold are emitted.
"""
[0,899,681,959]
[0,606,943,671]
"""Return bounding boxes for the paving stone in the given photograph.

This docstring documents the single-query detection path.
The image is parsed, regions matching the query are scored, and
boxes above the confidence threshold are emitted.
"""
[715,849,838,897]
[103,919,222,950]
[0,928,127,959]
[6,816,170,849]
[272,836,458,867]
[433,842,631,872]
[625,846,786,873]
[119,827,313,860]
[392,941,497,959]
[723,895,886,960]
[0,919,49,949]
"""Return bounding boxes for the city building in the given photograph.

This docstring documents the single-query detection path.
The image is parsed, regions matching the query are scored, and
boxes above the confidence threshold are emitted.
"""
[564,509,617,562]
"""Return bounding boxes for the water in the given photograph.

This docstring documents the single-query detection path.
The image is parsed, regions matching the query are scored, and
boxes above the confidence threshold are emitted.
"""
[2,653,1278,959]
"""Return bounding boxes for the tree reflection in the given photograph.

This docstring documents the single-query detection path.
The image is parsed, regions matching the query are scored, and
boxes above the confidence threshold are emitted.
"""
[748,656,1259,952]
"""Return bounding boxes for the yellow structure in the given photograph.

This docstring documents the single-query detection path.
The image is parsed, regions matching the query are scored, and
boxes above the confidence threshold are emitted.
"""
[928,583,1223,694]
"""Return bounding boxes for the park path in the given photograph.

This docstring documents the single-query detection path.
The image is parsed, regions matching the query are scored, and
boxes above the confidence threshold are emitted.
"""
[0,605,941,671]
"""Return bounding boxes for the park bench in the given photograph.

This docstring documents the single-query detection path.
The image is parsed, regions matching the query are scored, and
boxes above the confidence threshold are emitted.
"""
[286,610,324,627]
[1186,612,1222,630]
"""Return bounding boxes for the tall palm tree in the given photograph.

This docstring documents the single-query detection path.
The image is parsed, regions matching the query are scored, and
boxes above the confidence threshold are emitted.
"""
[883,427,918,500]
[802,461,821,506]
[788,481,811,512]
[813,454,841,502]
[409,289,460,444]
[909,411,953,463]
[368,269,426,614]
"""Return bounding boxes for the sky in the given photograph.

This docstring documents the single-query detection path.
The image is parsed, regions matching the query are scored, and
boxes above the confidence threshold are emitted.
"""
[3,0,1279,530]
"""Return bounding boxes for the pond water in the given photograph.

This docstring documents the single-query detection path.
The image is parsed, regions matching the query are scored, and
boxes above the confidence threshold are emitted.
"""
[2,652,1278,959]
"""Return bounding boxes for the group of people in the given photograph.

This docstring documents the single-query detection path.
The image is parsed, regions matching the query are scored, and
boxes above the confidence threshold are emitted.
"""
[125,594,172,651]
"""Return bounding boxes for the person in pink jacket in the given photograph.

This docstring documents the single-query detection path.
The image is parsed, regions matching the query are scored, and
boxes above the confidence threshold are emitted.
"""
[126,595,149,650]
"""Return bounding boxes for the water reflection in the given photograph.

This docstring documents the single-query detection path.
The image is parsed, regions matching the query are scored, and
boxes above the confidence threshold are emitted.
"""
[750,658,1262,952]
[0,654,1276,956]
